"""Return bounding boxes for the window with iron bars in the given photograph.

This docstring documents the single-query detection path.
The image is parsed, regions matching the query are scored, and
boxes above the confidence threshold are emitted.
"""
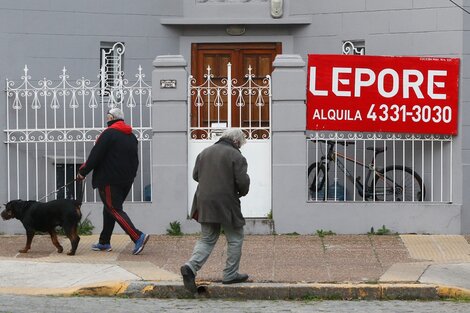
[100,42,125,101]
[307,132,452,203]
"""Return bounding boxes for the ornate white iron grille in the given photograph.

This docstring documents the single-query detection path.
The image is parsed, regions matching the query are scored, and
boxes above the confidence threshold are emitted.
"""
[188,63,271,140]
[5,46,152,202]
[307,132,453,203]
[342,40,365,55]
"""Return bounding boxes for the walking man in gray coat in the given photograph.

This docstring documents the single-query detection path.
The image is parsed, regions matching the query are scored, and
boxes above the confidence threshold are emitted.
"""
[181,128,250,293]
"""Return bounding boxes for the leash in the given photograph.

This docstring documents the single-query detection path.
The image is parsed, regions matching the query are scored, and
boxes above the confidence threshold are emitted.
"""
[37,178,85,202]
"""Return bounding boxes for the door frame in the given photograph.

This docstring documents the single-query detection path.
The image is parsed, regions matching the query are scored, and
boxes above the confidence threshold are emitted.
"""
[187,42,281,218]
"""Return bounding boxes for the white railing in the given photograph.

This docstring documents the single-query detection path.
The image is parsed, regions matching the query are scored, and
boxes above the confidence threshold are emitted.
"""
[307,132,453,203]
[188,63,271,140]
[5,63,152,202]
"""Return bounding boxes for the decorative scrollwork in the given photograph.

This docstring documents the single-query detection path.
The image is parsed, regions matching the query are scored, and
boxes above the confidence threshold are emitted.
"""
[342,41,365,55]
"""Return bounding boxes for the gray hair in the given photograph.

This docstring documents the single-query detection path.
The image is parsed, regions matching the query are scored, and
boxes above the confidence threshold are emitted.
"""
[221,128,247,148]
[107,108,124,120]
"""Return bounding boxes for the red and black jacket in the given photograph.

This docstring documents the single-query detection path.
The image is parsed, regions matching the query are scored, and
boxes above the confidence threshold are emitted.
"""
[79,119,139,189]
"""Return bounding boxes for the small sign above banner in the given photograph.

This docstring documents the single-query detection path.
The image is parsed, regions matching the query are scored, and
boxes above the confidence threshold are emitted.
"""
[306,54,460,135]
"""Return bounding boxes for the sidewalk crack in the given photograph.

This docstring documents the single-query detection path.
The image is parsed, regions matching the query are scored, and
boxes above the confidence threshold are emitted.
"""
[368,235,384,271]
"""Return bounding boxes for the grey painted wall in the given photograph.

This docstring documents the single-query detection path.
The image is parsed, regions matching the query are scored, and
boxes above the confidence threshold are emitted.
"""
[1,0,468,235]
[461,0,470,232]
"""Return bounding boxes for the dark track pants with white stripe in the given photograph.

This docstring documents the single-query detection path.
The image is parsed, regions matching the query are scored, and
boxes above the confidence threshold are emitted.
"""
[98,184,142,244]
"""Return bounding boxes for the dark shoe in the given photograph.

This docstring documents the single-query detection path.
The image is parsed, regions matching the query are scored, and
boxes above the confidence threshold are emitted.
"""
[222,273,249,285]
[180,265,197,293]
[133,233,150,255]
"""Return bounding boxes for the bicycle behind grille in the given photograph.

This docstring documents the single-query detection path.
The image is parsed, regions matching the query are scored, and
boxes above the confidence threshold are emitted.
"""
[308,140,425,202]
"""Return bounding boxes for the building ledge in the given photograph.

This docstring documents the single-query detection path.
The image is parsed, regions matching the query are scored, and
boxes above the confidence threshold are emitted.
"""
[160,17,311,25]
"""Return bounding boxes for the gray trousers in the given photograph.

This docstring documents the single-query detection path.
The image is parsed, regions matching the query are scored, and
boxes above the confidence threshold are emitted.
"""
[186,222,244,281]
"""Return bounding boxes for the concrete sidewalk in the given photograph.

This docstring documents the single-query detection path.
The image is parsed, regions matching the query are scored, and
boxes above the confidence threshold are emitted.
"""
[1,234,470,299]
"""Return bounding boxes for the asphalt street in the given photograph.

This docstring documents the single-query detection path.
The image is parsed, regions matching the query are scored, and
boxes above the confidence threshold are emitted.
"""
[1,295,470,313]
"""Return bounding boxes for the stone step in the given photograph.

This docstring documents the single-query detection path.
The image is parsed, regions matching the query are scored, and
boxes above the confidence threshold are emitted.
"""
[244,218,274,235]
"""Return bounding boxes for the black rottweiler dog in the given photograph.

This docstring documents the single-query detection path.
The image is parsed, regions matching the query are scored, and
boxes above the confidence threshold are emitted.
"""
[1,199,82,255]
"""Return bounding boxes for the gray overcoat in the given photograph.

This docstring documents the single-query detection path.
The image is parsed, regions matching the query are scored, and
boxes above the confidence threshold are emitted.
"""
[190,138,250,228]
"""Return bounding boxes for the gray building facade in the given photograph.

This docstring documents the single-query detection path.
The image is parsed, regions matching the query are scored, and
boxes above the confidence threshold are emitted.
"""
[1,0,469,235]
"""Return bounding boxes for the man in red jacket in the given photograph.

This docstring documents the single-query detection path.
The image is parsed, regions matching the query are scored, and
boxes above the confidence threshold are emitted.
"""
[77,108,149,255]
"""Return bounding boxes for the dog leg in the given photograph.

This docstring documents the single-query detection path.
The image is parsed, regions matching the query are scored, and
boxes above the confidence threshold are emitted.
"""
[49,230,64,253]
[66,225,80,255]
[19,231,34,253]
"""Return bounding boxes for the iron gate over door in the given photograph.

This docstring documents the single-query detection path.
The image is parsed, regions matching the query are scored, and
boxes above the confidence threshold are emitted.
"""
[5,43,152,202]
[188,63,272,218]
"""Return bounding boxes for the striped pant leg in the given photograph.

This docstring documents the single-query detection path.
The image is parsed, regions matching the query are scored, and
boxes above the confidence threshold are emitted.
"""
[98,184,142,242]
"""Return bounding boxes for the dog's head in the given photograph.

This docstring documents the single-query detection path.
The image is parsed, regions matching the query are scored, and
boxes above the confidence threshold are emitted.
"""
[1,200,29,221]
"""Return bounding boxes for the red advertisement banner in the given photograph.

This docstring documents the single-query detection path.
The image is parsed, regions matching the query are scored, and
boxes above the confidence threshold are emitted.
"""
[306,54,460,135]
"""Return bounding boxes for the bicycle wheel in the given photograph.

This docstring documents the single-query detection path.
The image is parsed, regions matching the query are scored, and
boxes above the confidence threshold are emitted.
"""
[374,165,425,201]
[307,162,327,200]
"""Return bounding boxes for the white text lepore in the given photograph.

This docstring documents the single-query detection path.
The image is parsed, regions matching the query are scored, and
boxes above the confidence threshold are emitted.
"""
[309,67,447,100]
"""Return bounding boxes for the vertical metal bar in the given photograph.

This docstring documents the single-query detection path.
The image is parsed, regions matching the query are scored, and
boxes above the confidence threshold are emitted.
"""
[393,139,396,202]
[362,139,365,202]
[431,140,434,202]
[126,83,135,202]
[25,67,29,200]
[188,75,193,131]
[73,84,78,200]
[440,140,443,202]
[216,88,221,125]
[412,139,415,202]
[343,140,346,201]
[207,66,211,133]
[248,66,252,137]
[35,99,38,200]
[15,76,20,199]
[63,68,67,198]
[139,68,144,202]
[238,87,242,128]
[306,139,309,201]
[16,143,19,199]
[373,138,376,201]
[258,88,262,129]
[353,138,357,201]
[325,139,328,201]
[268,75,272,137]
[82,82,87,203]
[6,79,10,201]
[383,138,386,202]
[422,139,425,202]
[227,63,232,129]
[101,63,106,130]
[315,136,319,201]
[44,80,49,201]
[334,136,338,201]
[402,140,405,202]
[450,138,453,203]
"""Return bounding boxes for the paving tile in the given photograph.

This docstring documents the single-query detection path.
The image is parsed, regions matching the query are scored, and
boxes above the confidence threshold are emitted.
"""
[401,234,470,262]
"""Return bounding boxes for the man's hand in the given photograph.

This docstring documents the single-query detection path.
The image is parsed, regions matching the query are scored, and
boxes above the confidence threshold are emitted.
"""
[76,173,85,181]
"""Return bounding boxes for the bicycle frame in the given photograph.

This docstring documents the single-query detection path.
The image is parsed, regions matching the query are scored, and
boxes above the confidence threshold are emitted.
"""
[318,141,385,200]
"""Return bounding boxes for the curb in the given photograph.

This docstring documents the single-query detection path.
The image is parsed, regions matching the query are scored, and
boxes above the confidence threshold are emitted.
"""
[72,282,446,300]
[437,285,470,299]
